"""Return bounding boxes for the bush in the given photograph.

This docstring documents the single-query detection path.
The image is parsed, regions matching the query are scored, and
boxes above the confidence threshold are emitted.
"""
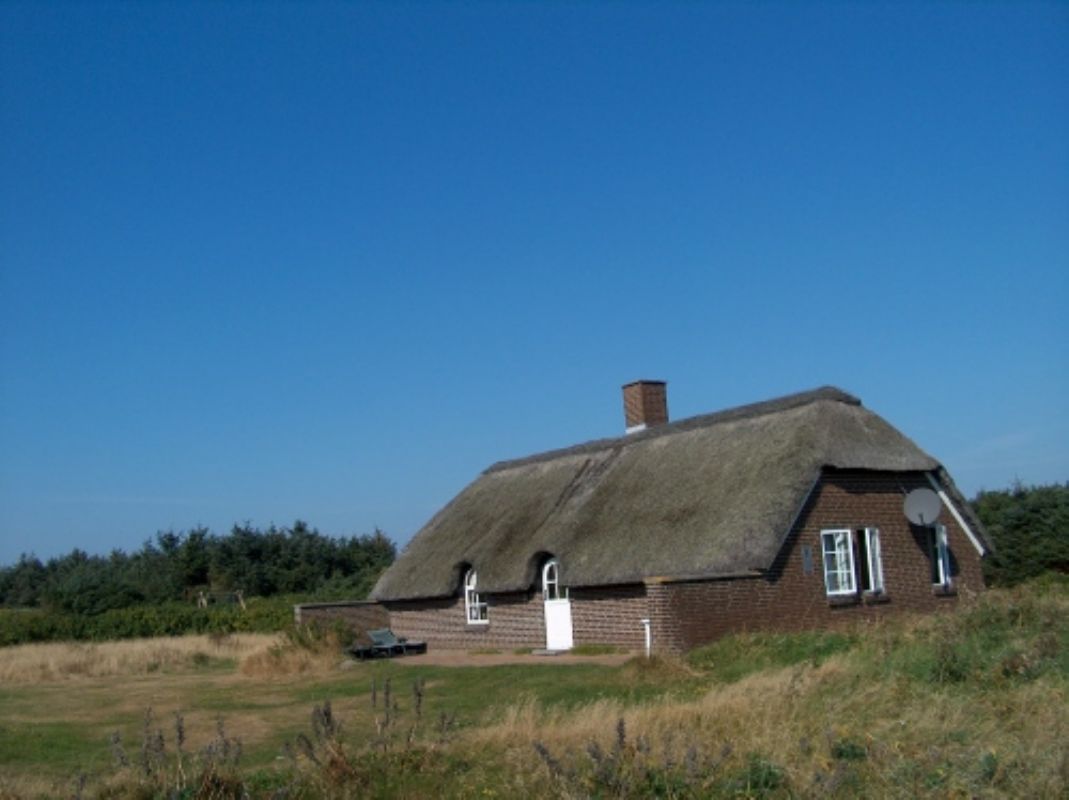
[0,596,297,646]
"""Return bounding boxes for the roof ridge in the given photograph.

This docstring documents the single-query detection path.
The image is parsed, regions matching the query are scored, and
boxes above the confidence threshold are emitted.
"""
[485,385,860,474]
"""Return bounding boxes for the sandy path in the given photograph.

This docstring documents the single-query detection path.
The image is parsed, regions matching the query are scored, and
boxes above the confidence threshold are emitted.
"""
[387,650,636,667]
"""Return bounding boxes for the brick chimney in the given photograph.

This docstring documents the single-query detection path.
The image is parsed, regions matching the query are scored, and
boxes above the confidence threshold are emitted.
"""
[622,380,668,434]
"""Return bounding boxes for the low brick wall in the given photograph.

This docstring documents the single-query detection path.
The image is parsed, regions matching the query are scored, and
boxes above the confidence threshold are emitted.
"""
[386,583,652,651]
[295,601,390,643]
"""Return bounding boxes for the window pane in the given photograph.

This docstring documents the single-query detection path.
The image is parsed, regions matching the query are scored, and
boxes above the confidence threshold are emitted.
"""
[827,571,840,592]
[822,530,857,595]
[857,531,870,591]
[867,529,883,592]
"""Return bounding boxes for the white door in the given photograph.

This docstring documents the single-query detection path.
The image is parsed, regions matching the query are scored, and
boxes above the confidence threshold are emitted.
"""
[542,559,573,650]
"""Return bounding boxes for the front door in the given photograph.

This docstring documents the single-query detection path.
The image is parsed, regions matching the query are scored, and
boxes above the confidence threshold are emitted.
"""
[542,559,573,650]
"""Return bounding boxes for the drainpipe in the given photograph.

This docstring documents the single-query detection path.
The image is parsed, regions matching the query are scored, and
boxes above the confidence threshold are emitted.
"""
[640,618,651,658]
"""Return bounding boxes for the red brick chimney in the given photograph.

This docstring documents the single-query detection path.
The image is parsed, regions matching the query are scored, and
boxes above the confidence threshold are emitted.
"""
[622,380,668,433]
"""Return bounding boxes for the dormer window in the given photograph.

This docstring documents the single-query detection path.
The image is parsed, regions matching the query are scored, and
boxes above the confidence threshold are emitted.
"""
[464,568,488,624]
[542,558,567,601]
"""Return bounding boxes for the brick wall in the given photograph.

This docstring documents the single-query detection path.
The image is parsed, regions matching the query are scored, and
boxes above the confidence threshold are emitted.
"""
[571,584,649,649]
[371,469,986,654]
[657,469,986,652]
[386,584,652,650]
[386,591,546,650]
[295,601,390,643]
[623,381,668,429]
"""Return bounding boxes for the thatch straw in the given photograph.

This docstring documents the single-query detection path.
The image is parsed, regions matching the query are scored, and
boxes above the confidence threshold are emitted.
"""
[372,387,957,601]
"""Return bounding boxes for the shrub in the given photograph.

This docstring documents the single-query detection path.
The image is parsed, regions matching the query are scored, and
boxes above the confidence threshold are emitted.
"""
[0,596,297,646]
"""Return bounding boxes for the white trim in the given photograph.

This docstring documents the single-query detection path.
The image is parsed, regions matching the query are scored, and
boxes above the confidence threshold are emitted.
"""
[464,568,488,625]
[864,527,884,594]
[932,524,951,586]
[821,529,856,596]
[926,473,986,556]
[625,423,647,435]
[542,558,567,601]
[542,558,573,650]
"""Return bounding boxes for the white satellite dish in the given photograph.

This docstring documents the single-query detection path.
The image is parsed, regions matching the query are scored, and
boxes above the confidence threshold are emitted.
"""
[904,488,942,526]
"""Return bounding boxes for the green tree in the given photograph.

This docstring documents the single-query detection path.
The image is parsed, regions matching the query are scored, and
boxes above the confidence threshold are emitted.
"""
[0,554,47,607]
[972,481,1069,586]
[1,521,396,613]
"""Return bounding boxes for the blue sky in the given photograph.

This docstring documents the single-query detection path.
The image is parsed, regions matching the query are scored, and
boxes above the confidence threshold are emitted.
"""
[1,2,1066,565]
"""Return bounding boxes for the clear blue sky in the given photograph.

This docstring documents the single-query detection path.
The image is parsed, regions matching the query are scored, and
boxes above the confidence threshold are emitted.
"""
[1,2,1066,565]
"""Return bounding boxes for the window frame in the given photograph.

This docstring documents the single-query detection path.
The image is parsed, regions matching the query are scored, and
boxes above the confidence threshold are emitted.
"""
[542,558,568,601]
[931,524,951,587]
[863,527,884,594]
[464,568,488,624]
[821,529,857,597]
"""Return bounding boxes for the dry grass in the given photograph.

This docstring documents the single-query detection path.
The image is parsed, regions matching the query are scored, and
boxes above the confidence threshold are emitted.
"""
[0,627,361,684]
[475,650,1069,797]
[2,581,1066,798]
[238,626,352,677]
[0,633,279,683]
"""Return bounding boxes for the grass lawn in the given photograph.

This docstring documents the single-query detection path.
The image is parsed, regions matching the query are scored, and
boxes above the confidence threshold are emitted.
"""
[0,645,699,797]
[1,578,1067,798]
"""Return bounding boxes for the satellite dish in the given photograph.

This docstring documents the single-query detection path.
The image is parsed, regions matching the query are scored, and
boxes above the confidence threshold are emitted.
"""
[904,488,942,526]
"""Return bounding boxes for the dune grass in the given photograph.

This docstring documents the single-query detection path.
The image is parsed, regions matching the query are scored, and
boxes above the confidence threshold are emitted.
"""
[0,578,1065,798]
[0,633,279,683]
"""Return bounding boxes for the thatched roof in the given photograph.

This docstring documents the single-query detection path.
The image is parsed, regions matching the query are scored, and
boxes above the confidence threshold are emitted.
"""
[372,387,969,601]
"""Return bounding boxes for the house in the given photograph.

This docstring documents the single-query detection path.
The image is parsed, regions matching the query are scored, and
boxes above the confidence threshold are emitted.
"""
[353,383,988,654]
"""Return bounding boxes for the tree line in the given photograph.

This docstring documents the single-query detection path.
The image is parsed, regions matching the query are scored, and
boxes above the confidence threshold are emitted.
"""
[0,521,396,615]
[0,481,1065,616]
[974,481,1068,587]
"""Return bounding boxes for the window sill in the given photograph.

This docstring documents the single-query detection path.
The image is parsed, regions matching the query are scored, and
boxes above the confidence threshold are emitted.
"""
[932,584,957,598]
[827,594,860,608]
[862,591,890,605]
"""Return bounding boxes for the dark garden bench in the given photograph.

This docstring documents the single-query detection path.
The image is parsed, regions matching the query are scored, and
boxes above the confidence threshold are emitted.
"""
[348,628,427,660]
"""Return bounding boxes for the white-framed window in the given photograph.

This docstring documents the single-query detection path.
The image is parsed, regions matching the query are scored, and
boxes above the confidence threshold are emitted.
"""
[542,559,568,601]
[861,527,885,594]
[821,529,856,596]
[464,568,488,624]
[930,524,951,587]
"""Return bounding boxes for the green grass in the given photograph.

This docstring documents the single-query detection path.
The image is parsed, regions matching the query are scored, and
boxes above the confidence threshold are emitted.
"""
[1,578,1067,798]
[0,656,698,794]
[0,722,102,773]
[569,642,620,655]
[294,660,698,720]
[686,629,855,682]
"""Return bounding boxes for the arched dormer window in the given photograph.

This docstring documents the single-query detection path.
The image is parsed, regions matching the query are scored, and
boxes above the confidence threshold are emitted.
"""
[464,568,488,624]
[542,558,567,601]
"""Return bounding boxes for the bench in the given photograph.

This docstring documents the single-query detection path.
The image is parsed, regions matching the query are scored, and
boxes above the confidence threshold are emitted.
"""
[348,628,427,660]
